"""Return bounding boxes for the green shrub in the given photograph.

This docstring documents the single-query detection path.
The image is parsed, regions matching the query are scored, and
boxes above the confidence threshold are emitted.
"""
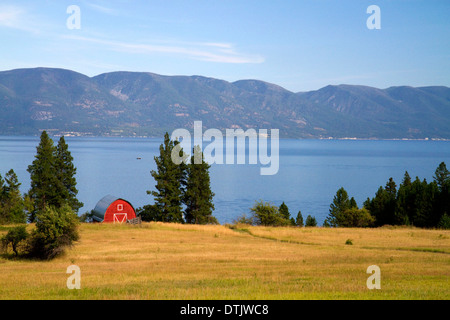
[339,207,375,228]
[233,213,255,225]
[250,201,291,226]
[1,225,29,256]
[28,205,79,260]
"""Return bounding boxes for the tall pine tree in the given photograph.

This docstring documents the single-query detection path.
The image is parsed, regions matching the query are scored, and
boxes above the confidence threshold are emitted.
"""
[55,136,83,212]
[434,162,450,224]
[27,131,82,222]
[27,131,59,222]
[279,202,290,221]
[0,170,26,224]
[184,145,216,224]
[325,187,354,227]
[2,169,26,223]
[149,133,186,223]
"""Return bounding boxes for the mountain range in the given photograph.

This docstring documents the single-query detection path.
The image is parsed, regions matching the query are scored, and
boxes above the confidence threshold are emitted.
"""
[1,67,449,139]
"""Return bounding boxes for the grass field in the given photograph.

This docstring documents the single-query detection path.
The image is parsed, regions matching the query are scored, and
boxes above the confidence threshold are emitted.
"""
[0,222,449,300]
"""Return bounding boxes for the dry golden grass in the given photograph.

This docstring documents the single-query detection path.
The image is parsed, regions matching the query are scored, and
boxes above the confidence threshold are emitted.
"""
[0,222,449,300]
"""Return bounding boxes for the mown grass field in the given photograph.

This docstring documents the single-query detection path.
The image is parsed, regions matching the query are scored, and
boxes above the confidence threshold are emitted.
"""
[0,222,449,300]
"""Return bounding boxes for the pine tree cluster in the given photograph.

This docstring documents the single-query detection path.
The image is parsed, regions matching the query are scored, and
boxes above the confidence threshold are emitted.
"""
[138,133,217,224]
[27,131,83,221]
[325,162,450,228]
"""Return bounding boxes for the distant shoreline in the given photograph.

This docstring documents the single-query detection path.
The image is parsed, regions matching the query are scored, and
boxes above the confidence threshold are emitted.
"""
[1,134,450,141]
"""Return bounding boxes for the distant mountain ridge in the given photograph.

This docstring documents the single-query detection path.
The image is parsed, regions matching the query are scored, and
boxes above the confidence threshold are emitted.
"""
[1,67,449,139]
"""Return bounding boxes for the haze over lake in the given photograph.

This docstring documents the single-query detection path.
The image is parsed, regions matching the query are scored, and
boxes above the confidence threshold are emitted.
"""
[1,136,449,225]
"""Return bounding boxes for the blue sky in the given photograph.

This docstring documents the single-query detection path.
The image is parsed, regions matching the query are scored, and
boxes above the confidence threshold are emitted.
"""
[0,0,449,92]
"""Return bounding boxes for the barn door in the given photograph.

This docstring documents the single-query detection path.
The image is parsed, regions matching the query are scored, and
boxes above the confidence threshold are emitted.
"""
[113,213,128,224]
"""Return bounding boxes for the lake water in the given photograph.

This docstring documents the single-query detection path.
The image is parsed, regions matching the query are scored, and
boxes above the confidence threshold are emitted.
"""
[1,136,449,225]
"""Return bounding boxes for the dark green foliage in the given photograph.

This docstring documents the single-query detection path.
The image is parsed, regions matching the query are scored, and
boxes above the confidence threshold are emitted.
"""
[296,210,304,227]
[279,202,290,220]
[305,215,317,227]
[1,225,29,256]
[26,132,82,222]
[148,133,185,223]
[147,135,217,225]
[434,162,450,192]
[184,146,217,225]
[27,131,59,221]
[0,169,26,224]
[437,213,450,229]
[363,163,450,228]
[55,136,83,213]
[337,207,375,228]
[364,178,397,227]
[390,176,439,228]
[433,162,450,225]
[395,172,413,225]
[28,205,79,260]
[324,187,357,227]
[250,200,291,226]
[136,204,161,222]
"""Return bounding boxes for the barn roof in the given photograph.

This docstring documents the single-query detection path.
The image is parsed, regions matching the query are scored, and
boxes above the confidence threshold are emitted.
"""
[92,195,134,222]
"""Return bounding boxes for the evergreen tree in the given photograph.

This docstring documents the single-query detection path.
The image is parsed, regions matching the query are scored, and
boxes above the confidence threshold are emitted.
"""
[349,197,358,209]
[2,170,26,223]
[408,178,438,228]
[364,178,397,227]
[384,177,398,225]
[184,145,217,224]
[325,187,352,227]
[433,162,450,224]
[279,202,290,220]
[149,133,185,223]
[26,131,59,222]
[305,215,317,227]
[434,162,450,192]
[26,132,82,222]
[403,171,412,186]
[296,210,304,227]
[55,136,83,213]
[395,172,413,225]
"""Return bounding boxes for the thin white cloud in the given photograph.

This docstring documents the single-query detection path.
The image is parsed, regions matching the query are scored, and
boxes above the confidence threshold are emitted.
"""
[0,4,51,35]
[63,35,264,64]
[85,3,118,15]
[0,5,30,32]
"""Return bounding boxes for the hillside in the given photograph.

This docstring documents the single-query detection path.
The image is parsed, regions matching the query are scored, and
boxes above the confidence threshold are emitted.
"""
[1,68,449,139]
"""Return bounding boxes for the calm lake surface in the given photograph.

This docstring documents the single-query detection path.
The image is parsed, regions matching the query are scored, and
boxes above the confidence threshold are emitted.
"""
[1,136,449,224]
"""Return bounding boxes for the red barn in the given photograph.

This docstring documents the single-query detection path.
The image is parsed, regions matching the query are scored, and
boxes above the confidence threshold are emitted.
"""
[92,195,136,223]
